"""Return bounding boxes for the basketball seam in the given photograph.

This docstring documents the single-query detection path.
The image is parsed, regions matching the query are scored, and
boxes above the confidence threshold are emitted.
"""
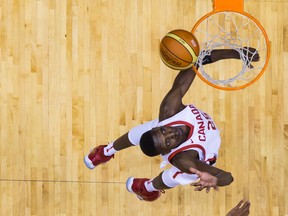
[160,54,193,70]
[161,38,191,64]
[166,33,198,63]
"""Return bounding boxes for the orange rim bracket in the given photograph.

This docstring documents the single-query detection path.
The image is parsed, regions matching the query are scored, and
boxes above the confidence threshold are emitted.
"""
[213,0,244,12]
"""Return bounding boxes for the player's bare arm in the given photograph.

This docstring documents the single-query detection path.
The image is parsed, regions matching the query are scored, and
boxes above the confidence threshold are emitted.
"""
[159,67,197,121]
[170,150,234,186]
[111,66,196,151]
[208,47,260,63]
[158,47,259,122]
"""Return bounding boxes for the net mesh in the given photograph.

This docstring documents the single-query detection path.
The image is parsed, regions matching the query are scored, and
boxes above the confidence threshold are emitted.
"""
[193,11,269,89]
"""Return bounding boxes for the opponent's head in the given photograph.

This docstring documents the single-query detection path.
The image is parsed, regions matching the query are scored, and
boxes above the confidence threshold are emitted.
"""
[139,126,186,157]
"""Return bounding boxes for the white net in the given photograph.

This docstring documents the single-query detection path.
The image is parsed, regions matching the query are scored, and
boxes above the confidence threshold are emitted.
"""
[192,11,269,89]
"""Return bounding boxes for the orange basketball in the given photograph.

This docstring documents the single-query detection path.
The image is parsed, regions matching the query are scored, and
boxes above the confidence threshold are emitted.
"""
[160,29,200,70]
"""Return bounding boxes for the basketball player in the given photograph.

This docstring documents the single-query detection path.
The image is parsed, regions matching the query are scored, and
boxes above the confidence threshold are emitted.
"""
[84,48,259,201]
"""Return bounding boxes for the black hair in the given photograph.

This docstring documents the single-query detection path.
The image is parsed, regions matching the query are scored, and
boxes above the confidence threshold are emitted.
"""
[139,130,160,157]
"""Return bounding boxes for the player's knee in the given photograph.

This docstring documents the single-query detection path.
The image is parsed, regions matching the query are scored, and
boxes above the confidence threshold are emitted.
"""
[161,170,181,188]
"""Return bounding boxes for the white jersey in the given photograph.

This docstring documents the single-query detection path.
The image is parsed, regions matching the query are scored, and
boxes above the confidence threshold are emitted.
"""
[158,104,221,185]
[128,104,221,185]
[159,104,221,167]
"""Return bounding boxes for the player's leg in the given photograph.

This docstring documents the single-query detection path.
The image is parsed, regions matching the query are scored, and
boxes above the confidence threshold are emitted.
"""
[83,133,131,169]
[84,119,158,169]
[126,166,198,201]
[125,170,179,202]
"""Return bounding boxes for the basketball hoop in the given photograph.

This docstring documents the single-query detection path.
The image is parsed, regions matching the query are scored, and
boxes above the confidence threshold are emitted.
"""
[191,0,270,90]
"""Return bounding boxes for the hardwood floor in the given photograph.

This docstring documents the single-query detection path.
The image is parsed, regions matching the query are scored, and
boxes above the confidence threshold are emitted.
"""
[0,0,287,215]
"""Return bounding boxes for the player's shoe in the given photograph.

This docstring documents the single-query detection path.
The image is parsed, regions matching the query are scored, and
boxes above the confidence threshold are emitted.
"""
[84,145,114,169]
[126,177,163,202]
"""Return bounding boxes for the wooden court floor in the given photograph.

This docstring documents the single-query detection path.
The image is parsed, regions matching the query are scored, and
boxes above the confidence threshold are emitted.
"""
[0,0,287,215]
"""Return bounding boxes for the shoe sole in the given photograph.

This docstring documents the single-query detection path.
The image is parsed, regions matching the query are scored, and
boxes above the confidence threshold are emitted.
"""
[126,177,134,192]
[84,155,96,170]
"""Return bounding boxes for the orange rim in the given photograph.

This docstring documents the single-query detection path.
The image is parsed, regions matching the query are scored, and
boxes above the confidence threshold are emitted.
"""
[191,9,271,90]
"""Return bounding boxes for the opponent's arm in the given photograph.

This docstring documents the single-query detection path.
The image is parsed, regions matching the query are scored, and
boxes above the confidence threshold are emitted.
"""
[226,200,251,216]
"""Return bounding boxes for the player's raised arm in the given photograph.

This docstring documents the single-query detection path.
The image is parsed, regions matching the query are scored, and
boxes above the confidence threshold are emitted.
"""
[158,47,256,121]
[159,67,197,121]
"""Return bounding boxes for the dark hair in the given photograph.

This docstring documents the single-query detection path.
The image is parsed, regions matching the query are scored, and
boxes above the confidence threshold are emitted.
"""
[139,130,159,157]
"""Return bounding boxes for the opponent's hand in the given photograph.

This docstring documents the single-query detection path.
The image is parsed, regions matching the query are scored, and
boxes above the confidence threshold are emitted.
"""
[189,167,219,193]
[226,200,250,216]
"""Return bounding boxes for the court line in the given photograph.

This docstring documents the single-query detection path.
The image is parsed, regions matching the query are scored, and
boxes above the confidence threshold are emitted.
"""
[0,179,125,184]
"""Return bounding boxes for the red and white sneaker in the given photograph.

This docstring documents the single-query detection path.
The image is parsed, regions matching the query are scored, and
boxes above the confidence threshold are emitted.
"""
[126,177,163,202]
[84,145,114,169]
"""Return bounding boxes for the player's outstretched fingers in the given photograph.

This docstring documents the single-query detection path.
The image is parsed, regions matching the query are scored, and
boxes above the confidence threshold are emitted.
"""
[194,186,205,191]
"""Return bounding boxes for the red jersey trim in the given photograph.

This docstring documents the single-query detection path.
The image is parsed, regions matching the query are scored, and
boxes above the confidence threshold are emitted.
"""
[165,121,194,141]
[205,156,216,162]
[168,144,206,162]
[205,156,217,165]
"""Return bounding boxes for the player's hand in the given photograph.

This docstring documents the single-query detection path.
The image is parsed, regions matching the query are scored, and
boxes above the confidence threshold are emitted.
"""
[189,167,219,193]
[242,47,260,62]
[226,200,250,216]
[241,47,260,68]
